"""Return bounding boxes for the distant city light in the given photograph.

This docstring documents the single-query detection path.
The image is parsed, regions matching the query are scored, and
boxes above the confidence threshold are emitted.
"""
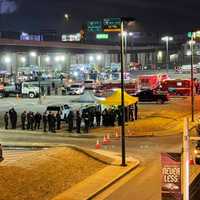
[60,55,66,62]
[128,32,134,36]
[4,56,11,64]
[96,55,102,61]
[161,36,173,42]
[54,56,60,62]
[20,56,26,63]
[186,50,192,56]
[73,71,78,77]
[30,51,37,57]
[45,56,50,63]
[89,56,94,62]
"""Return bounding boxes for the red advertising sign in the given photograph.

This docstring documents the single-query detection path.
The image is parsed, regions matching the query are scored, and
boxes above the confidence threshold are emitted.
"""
[161,153,182,200]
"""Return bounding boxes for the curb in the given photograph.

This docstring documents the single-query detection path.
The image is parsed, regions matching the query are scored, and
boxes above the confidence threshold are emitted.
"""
[86,161,140,200]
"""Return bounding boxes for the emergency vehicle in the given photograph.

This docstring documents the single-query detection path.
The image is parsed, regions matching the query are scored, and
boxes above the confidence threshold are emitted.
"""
[137,74,168,90]
[160,79,194,96]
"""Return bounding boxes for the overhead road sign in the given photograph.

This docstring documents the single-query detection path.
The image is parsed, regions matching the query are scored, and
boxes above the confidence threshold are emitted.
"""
[96,33,109,39]
[87,21,102,32]
[103,18,121,32]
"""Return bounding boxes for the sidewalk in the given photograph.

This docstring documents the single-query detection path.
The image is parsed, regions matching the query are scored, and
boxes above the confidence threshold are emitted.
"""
[51,149,140,200]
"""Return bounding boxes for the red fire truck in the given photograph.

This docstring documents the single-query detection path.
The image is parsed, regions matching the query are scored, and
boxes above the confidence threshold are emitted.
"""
[160,79,194,96]
[95,80,137,97]
[138,74,168,90]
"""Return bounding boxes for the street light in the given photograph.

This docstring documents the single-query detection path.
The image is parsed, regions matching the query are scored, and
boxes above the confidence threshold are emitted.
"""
[188,38,196,122]
[89,56,94,62]
[161,36,173,73]
[30,51,37,57]
[4,56,11,64]
[120,17,136,167]
[45,56,50,63]
[96,54,102,61]
[20,56,26,64]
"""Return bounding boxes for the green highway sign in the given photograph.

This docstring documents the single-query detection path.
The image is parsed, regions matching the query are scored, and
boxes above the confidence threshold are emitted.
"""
[103,18,121,32]
[187,32,193,38]
[96,33,109,39]
[87,21,102,32]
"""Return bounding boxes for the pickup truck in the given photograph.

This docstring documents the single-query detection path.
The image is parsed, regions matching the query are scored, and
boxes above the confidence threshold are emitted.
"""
[0,82,39,98]
[134,89,169,104]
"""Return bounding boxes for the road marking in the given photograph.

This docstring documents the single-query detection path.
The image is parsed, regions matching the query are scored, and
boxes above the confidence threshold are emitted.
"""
[93,166,145,200]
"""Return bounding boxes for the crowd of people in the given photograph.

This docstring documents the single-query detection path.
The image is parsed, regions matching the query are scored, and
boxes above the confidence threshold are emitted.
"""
[3,104,138,134]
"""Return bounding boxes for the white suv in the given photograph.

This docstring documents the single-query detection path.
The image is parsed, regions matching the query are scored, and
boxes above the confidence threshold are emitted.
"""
[68,84,85,95]
[46,104,70,121]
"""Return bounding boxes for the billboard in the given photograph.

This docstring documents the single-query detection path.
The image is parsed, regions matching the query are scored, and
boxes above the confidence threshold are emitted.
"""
[161,153,182,200]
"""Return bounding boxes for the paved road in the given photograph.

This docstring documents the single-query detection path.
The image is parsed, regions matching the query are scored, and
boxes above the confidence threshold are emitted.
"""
[2,134,182,200]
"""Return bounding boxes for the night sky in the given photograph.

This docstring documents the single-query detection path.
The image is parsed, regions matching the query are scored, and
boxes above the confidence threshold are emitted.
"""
[0,0,200,34]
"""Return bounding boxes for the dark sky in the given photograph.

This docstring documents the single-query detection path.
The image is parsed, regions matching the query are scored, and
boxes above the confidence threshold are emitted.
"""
[0,0,200,34]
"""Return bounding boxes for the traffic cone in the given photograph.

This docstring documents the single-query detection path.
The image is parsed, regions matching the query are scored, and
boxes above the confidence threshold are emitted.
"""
[102,135,108,145]
[115,130,120,139]
[96,139,101,149]
[106,133,111,144]
[16,94,20,101]
[0,144,3,162]
[128,129,132,136]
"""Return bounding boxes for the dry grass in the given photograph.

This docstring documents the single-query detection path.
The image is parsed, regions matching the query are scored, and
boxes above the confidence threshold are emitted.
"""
[0,147,107,200]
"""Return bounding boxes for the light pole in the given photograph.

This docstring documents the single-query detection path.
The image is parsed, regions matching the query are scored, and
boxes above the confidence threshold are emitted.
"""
[120,19,126,167]
[120,17,135,167]
[161,36,173,73]
[188,38,196,122]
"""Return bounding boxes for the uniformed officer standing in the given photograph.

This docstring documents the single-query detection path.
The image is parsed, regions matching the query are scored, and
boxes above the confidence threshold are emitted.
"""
[68,110,74,132]
[82,109,89,133]
[56,111,61,130]
[21,111,26,130]
[76,110,81,133]
[42,112,48,132]
[4,112,9,129]
[34,112,42,130]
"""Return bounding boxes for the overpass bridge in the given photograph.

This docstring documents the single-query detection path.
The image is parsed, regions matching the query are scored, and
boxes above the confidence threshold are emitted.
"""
[0,38,169,53]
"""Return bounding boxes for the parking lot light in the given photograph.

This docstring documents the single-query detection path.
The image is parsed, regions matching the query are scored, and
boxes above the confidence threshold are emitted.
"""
[30,51,37,57]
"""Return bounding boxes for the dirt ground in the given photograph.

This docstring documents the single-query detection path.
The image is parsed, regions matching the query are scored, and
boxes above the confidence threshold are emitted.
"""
[0,147,108,200]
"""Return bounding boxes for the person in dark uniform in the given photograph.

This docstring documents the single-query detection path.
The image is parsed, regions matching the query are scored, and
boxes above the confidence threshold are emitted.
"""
[76,110,81,133]
[68,110,74,132]
[89,109,95,128]
[129,105,134,121]
[34,112,42,130]
[29,112,34,130]
[21,111,26,130]
[95,109,101,127]
[51,113,56,133]
[82,109,89,133]
[56,111,61,130]
[4,112,9,129]
[47,86,51,96]
[135,103,138,120]
[26,111,31,130]
[9,108,17,129]
[42,112,48,132]
[48,112,52,132]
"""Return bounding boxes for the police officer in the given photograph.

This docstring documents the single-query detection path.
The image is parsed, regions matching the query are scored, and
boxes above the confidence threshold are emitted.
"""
[56,111,61,130]
[21,111,26,130]
[42,112,48,132]
[51,113,56,133]
[34,112,42,130]
[26,111,31,130]
[29,112,34,131]
[95,109,101,127]
[68,110,74,132]
[135,103,138,120]
[4,112,9,129]
[76,110,81,133]
[82,109,89,133]
[9,108,17,129]
[48,112,52,132]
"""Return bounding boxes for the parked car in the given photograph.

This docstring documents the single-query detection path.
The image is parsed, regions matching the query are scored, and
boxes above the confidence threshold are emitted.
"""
[134,89,169,104]
[68,83,85,95]
[46,104,70,121]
